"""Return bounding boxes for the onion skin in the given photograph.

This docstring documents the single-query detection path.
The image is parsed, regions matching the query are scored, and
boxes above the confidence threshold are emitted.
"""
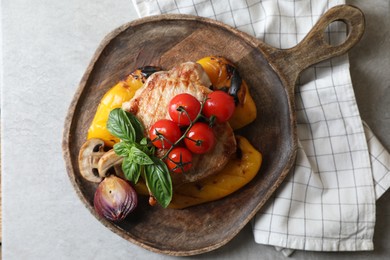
[94,175,138,222]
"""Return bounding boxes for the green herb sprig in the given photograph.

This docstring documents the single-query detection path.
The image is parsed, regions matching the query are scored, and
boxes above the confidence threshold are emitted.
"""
[107,108,172,208]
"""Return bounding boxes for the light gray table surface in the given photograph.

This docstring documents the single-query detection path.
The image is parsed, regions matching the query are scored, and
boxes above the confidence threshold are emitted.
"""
[1,0,389,259]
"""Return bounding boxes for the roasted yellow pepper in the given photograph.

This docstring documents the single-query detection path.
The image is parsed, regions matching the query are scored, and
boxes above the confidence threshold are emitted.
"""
[197,56,257,130]
[134,136,262,209]
[87,67,159,147]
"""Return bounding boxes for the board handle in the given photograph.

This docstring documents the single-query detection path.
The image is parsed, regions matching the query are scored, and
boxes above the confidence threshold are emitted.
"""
[261,4,365,94]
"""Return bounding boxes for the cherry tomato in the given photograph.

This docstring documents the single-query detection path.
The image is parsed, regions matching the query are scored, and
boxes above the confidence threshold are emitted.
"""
[169,93,201,126]
[202,91,235,123]
[184,122,215,154]
[166,147,193,174]
[149,119,181,149]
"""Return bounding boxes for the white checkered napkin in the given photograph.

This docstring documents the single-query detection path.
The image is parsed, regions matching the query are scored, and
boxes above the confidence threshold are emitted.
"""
[131,0,390,253]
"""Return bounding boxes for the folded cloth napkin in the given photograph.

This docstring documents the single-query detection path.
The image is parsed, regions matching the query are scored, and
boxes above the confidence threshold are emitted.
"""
[132,0,390,255]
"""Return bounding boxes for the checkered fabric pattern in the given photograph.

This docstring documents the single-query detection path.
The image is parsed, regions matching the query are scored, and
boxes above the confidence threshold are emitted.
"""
[132,0,390,254]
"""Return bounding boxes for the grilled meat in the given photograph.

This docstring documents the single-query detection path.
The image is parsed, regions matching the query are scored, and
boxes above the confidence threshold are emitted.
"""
[122,62,236,185]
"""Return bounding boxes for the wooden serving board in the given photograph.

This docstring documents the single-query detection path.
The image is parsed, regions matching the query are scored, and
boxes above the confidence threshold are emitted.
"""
[62,5,364,256]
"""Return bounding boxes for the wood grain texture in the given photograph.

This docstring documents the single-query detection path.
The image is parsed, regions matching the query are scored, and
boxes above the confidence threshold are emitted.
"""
[62,5,364,256]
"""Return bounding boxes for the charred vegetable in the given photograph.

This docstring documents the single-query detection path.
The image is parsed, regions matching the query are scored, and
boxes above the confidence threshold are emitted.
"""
[197,56,257,129]
[78,139,106,183]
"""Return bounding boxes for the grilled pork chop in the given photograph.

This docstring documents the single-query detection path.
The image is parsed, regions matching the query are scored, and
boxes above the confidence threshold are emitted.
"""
[122,62,236,185]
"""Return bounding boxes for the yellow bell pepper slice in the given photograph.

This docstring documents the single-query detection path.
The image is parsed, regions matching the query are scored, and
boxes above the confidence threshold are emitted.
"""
[196,56,233,87]
[87,70,148,147]
[228,81,257,130]
[134,135,262,209]
[197,56,257,130]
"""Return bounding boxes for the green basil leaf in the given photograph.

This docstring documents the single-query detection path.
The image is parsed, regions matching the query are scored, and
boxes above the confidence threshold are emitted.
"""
[144,157,172,208]
[113,142,132,157]
[107,108,139,142]
[140,137,148,146]
[136,142,153,156]
[130,146,154,165]
[128,114,144,142]
[122,157,141,184]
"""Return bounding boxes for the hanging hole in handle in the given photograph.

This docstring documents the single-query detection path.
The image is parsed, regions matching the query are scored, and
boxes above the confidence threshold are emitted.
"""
[323,20,349,47]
